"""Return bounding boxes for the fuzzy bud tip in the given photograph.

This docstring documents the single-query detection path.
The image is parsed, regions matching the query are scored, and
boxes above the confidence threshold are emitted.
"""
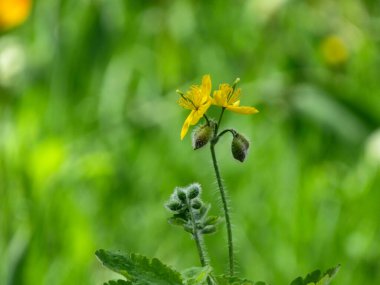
[191,199,203,210]
[231,133,250,162]
[192,123,214,150]
[188,183,201,199]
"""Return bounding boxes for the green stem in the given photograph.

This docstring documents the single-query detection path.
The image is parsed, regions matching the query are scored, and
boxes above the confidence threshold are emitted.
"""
[203,114,211,126]
[210,143,234,277]
[215,108,226,136]
[217,129,237,140]
[187,198,213,285]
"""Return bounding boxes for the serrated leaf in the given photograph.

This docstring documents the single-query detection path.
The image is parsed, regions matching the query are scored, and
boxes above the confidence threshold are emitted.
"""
[290,265,340,285]
[303,270,321,284]
[324,265,340,279]
[215,275,265,285]
[96,249,183,285]
[290,277,303,285]
[315,265,340,285]
[103,280,133,285]
[181,266,212,285]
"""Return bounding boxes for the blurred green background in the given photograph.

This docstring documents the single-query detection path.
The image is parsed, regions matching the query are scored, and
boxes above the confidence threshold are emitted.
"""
[1,0,380,284]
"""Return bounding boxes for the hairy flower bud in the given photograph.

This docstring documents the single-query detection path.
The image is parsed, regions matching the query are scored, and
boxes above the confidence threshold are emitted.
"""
[166,201,182,212]
[231,133,250,162]
[192,123,213,150]
[176,188,187,203]
[191,199,203,210]
[188,184,201,199]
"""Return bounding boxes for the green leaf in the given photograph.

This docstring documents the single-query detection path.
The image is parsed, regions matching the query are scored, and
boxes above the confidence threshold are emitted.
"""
[303,270,321,284]
[290,277,303,285]
[103,280,133,285]
[168,217,188,226]
[215,275,266,285]
[314,265,340,285]
[203,216,222,226]
[95,249,183,285]
[181,266,212,285]
[290,265,340,285]
[194,205,210,221]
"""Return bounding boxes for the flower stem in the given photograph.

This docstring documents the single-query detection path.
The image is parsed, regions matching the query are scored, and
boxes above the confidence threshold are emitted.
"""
[215,108,226,136]
[203,114,211,126]
[210,142,234,277]
[187,197,213,285]
[217,129,237,140]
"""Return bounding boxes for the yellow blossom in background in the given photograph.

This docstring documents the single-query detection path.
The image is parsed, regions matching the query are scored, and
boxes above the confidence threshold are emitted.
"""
[320,35,348,66]
[213,83,259,114]
[178,74,212,140]
[0,0,31,31]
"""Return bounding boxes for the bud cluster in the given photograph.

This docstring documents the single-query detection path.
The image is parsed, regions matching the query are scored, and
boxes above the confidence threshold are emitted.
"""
[165,183,221,235]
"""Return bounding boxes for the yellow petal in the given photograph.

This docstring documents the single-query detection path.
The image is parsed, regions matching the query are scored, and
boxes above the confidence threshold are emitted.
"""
[227,105,259,114]
[212,90,222,106]
[220,84,233,96]
[228,88,241,104]
[181,112,194,140]
[190,110,202,125]
[201,74,211,97]
[178,97,193,110]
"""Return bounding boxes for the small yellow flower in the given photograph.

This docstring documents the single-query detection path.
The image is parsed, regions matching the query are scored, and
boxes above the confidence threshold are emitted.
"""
[178,75,212,140]
[212,83,259,114]
[320,35,348,66]
[0,0,31,31]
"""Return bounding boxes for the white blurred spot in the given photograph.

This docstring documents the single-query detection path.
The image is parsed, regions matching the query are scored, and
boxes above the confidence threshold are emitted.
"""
[0,37,25,86]
[245,0,288,23]
[365,129,380,165]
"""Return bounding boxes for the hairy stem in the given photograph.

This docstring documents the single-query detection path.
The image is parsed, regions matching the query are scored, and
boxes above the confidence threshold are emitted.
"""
[217,129,237,140]
[187,198,213,285]
[210,143,234,277]
[214,108,226,136]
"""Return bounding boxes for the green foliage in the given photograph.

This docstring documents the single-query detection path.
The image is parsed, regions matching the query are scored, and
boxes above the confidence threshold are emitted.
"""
[95,250,183,285]
[181,266,212,285]
[215,275,266,285]
[96,250,215,285]
[290,265,340,285]
[104,280,133,285]
[96,249,339,285]
[2,0,380,284]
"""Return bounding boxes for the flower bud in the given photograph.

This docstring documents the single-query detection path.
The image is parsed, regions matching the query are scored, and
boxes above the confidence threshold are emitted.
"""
[231,133,250,162]
[166,201,182,212]
[188,184,201,199]
[192,123,213,150]
[191,199,203,210]
[176,188,187,203]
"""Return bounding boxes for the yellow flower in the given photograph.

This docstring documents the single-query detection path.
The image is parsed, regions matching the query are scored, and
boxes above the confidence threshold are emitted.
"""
[178,75,212,140]
[0,0,31,31]
[320,35,348,66]
[212,83,259,114]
